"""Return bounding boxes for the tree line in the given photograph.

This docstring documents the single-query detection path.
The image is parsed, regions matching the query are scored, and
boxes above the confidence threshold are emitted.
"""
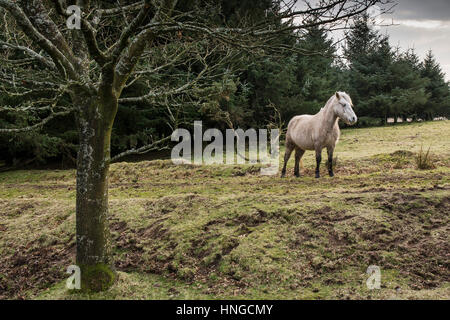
[1,8,449,168]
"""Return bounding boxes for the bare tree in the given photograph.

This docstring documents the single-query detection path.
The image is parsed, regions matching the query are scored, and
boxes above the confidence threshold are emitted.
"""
[0,0,389,291]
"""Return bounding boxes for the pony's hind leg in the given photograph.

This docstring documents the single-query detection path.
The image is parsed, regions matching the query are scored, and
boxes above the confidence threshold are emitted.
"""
[294,148,305,177]
[281,141,295,178]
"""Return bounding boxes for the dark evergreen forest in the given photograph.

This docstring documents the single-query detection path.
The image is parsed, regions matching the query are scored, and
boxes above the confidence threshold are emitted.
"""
[1,3,449,167]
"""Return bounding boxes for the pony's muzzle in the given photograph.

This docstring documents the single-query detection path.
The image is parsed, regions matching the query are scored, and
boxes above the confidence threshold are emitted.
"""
[345,114,357,125]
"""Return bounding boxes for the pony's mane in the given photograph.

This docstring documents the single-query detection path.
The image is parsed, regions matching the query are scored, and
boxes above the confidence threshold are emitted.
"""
[338,91,353,105]
[323,92,352,110]
[319,92,352,115]
[321,93,338,111]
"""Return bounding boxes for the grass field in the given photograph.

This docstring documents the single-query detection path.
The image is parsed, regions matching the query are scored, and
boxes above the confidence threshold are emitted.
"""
[0,121,449,300]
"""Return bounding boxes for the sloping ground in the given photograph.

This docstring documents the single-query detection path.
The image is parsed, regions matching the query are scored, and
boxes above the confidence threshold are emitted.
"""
[0,121,449,300]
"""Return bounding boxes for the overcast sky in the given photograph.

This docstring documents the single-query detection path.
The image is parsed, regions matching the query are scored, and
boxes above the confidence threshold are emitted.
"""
[379,0,450,80]
[294,0,450,81]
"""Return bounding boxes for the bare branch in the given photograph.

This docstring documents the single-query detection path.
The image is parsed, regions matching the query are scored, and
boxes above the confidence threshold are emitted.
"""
[119,60,208,104]
[0,40,56,69]
[113,0,178,91]
[0,0,77,79]
[109,0,153,63]
[80,18,109,65]
[109,135,171,163]
[0,109,73,133]
[97,1,145,15]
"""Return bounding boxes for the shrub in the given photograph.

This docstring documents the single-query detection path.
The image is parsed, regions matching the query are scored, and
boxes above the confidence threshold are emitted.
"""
[415,146,435,170]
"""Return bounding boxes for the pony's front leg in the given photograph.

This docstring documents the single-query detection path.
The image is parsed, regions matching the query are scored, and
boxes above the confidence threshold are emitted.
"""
[315,148,322,178]
[327,146,335,177]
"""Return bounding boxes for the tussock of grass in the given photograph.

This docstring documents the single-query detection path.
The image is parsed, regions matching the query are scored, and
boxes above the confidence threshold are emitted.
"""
[416,146,436,170]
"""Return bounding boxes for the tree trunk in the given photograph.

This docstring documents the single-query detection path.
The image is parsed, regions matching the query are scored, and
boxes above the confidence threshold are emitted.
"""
[74,92,118,292]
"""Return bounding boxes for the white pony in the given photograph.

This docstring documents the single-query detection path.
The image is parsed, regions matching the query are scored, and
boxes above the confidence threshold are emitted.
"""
[281,92,357,178]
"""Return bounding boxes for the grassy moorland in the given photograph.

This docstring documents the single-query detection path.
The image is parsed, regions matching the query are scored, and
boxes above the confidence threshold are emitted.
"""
[0,121,449,300]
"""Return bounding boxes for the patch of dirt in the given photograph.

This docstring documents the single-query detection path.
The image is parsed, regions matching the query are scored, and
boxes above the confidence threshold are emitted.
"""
[111,220,145,271]
[143,194,208,218]
[110,218,176,275]
[346,196,364,204]
[289,227,313,249]
[306,206,354,226]
[328,229,353,246]
[366,193,449,288]
[0,243,74,299]
[203,209,268,234]
[159,209,270,284]
[231,165,262,176]
[189,236,214,260]
[287,193,450,289]
[234,209,268,227]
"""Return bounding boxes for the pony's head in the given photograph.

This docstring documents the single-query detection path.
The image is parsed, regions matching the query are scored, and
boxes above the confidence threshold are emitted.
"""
[332,92,357,125]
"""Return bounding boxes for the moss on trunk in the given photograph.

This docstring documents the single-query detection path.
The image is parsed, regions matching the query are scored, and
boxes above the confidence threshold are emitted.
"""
[78,263,117,293]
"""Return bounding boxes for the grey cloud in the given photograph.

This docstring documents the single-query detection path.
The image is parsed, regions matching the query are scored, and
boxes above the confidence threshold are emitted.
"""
[391,0,450,21]
[381,24,450,80]
[295,0,450,80]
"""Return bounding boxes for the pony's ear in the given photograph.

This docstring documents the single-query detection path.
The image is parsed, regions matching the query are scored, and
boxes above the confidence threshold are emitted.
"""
[335,92,341,99]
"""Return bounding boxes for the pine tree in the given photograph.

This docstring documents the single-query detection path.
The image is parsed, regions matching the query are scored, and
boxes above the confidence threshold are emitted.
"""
[294,23,337,116]
[389,49,429,121]
[420,50,450,119]
[344,15,380,67]
[343,15,393,122]
[342,15,434,124]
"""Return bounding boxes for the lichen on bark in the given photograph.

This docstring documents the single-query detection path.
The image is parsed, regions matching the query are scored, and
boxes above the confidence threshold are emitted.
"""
[73,92,118,291]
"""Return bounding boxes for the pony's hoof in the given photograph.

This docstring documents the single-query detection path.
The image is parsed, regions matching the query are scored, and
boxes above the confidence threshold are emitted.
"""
[280,173,286,178]
[294,173,300,178]
[315,174,320,179]
[329,172,334,177]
